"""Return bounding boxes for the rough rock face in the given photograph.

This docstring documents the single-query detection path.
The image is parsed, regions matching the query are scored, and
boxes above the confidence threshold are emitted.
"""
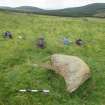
[51,54,91,93]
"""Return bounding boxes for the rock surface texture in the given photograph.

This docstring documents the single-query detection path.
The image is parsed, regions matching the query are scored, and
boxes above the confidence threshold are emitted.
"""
[51,54,91,93]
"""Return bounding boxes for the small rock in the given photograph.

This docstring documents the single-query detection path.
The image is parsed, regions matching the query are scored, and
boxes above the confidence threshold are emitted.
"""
[36,36,46,49]
[76,39,84,46]
[4,31,13,39]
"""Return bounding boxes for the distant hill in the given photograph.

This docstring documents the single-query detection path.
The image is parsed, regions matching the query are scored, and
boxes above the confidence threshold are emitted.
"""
[0,3,105,17]
[44,3,105,17]
[0,6,44,13]
[15,6,44,12]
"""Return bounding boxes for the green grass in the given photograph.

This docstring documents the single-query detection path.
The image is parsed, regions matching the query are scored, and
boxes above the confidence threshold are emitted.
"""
[0,11,105,105]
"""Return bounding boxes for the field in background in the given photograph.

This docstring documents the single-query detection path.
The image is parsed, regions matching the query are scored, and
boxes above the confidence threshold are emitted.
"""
[0,11,105,105]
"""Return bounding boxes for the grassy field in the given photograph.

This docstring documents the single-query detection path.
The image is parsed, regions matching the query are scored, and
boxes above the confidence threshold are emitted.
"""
[0,11,105,105]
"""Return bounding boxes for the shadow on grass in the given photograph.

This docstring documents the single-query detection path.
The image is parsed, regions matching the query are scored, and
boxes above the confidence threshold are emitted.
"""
[47,70,95,98]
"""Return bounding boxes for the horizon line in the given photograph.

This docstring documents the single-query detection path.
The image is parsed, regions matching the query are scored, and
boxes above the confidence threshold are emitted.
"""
[0,2,105,10]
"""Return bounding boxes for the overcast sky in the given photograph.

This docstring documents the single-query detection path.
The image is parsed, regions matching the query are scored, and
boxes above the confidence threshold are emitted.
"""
[0,0,105,10]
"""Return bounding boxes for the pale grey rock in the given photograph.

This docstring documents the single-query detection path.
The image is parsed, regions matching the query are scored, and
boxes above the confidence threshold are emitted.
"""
[50,54,91,93]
